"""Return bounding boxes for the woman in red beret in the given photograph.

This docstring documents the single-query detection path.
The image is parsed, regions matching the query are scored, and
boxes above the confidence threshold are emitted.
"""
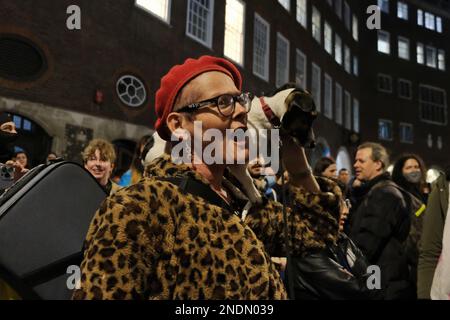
[73,56,342,300]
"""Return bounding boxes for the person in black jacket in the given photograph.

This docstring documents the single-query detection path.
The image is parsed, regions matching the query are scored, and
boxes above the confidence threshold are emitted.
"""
[287,180,379,300]
[349,142,416,300]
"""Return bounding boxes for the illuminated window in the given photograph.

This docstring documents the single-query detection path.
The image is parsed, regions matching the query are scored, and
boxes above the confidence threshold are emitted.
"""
[278,0,290,11]
[335,34,342,65]
[377,30,390,54]
[296,0,307,28]
[397,2,408,20]
[417,43,424,64]
[312,7,321,44]
[398,37,410,60]
[224,0,245,65]
[324,22,333,55]
[136,0,171,22]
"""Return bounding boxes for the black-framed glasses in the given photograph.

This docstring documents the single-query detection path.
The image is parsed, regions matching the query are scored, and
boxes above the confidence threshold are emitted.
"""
[177,92,253,117]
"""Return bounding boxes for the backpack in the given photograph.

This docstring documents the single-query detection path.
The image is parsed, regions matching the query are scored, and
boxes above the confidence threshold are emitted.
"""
[0,161,107,299]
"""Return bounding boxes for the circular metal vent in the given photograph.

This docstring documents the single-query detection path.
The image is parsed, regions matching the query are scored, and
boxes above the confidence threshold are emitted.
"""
[0,35,46,81]
[116,75,147,107]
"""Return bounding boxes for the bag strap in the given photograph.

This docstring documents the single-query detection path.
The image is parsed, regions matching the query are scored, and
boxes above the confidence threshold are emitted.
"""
[156,176,237,215]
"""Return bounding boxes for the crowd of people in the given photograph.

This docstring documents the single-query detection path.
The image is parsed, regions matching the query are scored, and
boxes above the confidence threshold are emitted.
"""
[0,55,449,300]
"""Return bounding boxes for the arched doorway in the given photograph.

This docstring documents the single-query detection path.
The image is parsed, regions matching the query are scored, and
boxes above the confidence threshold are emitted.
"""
[336,147,353,173]
[10,113,52,168]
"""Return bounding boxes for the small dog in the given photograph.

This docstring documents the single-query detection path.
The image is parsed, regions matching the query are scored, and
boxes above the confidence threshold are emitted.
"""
[144,84,317,205]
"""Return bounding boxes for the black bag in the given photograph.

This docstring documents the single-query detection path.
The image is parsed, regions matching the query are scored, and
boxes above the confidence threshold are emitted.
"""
[0,161,107,300]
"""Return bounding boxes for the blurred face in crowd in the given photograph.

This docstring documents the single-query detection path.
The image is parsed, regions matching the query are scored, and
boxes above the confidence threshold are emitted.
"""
[402,158,422,184]
[84,149,114,186]
[339,199,350,233]
[354,147,383,182]
[403,158,420,175]
[16,152,28,168]
[167,71,249,164]
[0,121,17,134]
[338,169,350,184]
[248,159,264,178]
[322,164,337,179]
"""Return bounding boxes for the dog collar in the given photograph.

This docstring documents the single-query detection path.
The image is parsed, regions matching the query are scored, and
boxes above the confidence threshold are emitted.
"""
[259,97,281,128]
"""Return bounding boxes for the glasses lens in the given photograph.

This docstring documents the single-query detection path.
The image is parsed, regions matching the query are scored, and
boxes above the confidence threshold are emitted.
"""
[217,94,234,116]
[238,93,252,113]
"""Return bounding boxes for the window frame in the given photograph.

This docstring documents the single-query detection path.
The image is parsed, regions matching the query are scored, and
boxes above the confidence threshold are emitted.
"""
[335,82,343,125]
[185,0,215,48]
[344,91,352,130]
[378,119,394,141]
[135,0,172,24]
[397,1,408,20]
[419,84,448,126]
[252,13,271,81]
[295,48,307,89]
[324,73,333,119]
[377,30,391,55]
[324,21,333,55]
[398,36,410,61]
[399,122,414,144]
[296,0,307,28]
[377,73,393,93]
[276,32,290,87]
[353,98,360,133]
[398,78,412,100]
[311,62,322,111]
[224,0,246,66]
[312,6,322,44]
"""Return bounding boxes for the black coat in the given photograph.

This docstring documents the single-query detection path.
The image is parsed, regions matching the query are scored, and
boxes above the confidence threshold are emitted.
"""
[287,233,378,300]
[348,173,416,300]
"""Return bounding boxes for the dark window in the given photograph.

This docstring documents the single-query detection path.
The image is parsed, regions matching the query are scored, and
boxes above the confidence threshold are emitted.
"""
[398,79,412,99]
[0,35,46,81]
[378,74,392,93]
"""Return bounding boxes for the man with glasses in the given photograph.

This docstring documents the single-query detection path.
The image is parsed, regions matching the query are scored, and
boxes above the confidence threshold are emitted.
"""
[73,55,343,300]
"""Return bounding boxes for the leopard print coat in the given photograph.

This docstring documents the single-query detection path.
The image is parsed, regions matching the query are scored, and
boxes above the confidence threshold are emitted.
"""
[72,155,341,300]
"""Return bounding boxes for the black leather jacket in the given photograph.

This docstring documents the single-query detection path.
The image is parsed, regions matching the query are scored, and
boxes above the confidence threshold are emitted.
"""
[286,233,379,300]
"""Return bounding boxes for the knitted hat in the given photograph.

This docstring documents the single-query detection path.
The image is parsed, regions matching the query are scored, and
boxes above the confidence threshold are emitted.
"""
[154,55,242,141]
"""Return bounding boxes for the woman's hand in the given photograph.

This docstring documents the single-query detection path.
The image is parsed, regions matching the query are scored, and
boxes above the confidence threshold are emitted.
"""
[280,134,320,193]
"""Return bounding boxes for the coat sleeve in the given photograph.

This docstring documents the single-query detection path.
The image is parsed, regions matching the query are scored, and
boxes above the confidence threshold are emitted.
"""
[72,183,174,300]
[290,251,377,300]
[245,177,341,257]
[349,187,405,262]
[417,180,446,299]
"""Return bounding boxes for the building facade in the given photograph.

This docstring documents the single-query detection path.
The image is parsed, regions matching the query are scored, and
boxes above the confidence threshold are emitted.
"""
[0,0,447,172]
[359,0,449,171]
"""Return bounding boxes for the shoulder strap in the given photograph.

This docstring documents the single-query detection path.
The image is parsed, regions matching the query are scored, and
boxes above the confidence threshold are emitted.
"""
[156,176,236,214]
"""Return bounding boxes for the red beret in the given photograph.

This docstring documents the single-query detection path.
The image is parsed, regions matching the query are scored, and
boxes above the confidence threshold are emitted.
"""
[154,55,242,141]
